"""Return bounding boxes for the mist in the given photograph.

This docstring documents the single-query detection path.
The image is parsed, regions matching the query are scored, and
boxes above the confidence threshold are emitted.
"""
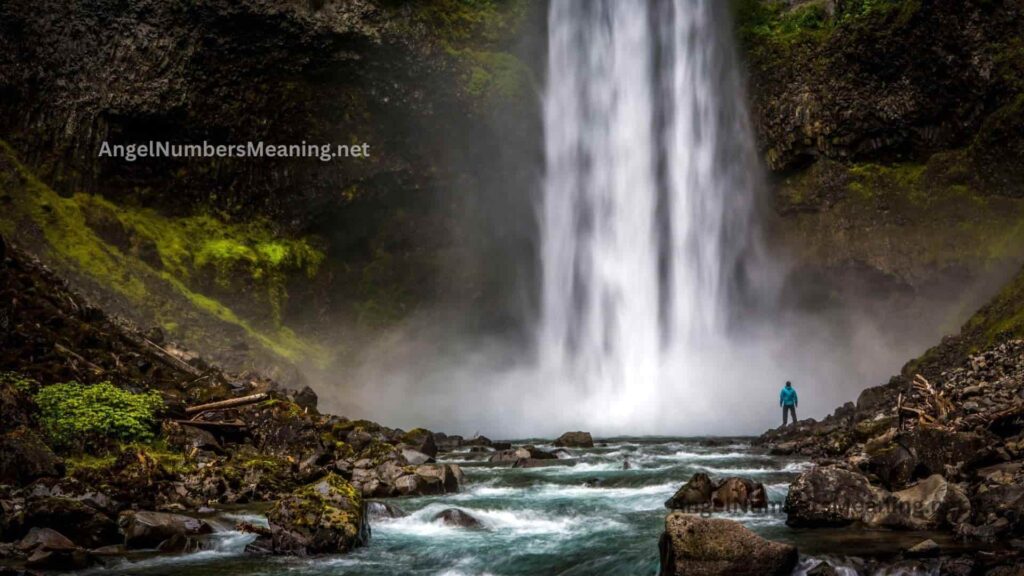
[313,0,1018,440]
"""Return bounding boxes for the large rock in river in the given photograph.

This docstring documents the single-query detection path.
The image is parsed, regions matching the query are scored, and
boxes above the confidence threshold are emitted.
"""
[249,473,369,555]
[665,473,714,510]
[658,512,798,576]
[712,477,768,511]
[119,510,214,549]
[554,431,594,448]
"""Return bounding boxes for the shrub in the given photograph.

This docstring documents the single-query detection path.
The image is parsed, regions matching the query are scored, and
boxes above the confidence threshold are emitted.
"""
[34,381,164,450]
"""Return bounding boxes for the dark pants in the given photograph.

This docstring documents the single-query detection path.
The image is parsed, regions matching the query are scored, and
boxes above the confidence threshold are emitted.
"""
[783,405,797,426]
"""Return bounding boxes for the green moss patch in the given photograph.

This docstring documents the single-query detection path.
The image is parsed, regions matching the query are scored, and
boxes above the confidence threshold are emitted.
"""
[35,381,163,451]
[0,141,327,365]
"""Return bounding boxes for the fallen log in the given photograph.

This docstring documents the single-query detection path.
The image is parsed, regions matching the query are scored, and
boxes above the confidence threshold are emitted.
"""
[185,392,268,415]
[54,342,105,375]
[171,419,247,429]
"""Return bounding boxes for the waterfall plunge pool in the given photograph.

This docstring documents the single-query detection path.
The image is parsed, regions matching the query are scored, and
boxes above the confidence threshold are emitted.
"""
[81,439,964,576]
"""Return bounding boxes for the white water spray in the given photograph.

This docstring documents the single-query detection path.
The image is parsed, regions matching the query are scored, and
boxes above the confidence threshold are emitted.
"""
[538,0,764,430]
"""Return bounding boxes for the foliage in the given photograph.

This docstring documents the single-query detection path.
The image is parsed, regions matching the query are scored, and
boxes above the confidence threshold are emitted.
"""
[0,371,38,395]
[35,381,164,450]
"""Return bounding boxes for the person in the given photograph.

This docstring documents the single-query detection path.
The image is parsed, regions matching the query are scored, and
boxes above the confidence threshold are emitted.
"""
[780,381,798,426]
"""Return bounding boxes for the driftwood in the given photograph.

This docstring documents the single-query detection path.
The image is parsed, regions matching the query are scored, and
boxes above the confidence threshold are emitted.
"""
[185,393,268,415]
[54,343,105,375]
[171,419,247,429]
[119,331,203,378]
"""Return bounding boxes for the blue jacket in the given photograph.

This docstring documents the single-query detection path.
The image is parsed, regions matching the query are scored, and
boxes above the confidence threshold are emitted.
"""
[780,386,798,406]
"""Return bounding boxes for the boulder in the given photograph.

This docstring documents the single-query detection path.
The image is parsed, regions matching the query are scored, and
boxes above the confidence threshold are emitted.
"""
[786,467,970,530]
[512,458,574,469]
[464,435,492,447]
[658,512,798,576]
[434,433,463,452]
[400,429,437,458]
[366,501,408,520]
[19,528,91,570]
[400,448,434,466]
[162,421,222,453]
[413,464,462,493]
[553,431,594,448]
[20,496,119,548]
[433,508,484,529]
[785,466,882,527]
[489,446,556,463]
[0,427,64,485]
[292,386,318,411]
[251,473,368,555]
[711,477,768,511]
[665,473,714,510]
[120,510,214,549]
[18,528,75,553]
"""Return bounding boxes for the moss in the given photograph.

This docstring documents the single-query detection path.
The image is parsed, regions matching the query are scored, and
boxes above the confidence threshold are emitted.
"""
[962,266,1024,348]
[65,452,118,474]
[35,381,164,450]
[0,371,39,395]
[778,153,1024,282]
[457,49,532,104]
[413,0,532,108]
[0,141,327,366]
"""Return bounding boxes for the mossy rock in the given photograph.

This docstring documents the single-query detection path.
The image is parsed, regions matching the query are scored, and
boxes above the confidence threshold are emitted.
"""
[257,473,369,555]
[853,416,896,442]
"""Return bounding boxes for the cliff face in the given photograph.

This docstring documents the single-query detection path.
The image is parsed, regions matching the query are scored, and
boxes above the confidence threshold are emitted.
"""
[0,0,542,379]
[2,0,1023,386]
[738,0,1024,340]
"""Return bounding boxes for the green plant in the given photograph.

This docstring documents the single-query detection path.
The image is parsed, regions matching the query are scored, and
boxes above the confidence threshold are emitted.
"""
[35,381,164,450]
[0,371,39,394]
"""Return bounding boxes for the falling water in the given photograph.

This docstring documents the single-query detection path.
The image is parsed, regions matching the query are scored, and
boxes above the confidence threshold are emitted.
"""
[539,0,764,430]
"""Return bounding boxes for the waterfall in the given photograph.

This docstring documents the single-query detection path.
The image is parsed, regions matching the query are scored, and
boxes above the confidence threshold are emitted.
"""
[539,0,764,430]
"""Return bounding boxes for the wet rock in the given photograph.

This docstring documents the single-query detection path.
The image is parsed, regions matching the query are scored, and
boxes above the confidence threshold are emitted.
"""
[433,508,484,529]
[464,435,493,447]
[292,386,318,411]
[400,428,437,458]
[489,446,556,463]
[366,501,408,520]
[434,433,463,452]
[712,477,768,511]
[0,427,64,485]
[905,538,940,557]
[411,464,462,493]
[400,448,434,466]
[21,496,118,548]
[786,467,970,530]
[250,473,368,555]
[665,473,714,510]
[19,527,91,570]
[119,510,214,549]
[512,458,574,469]
[156,532,206,553]
[18,528,76,553]
[163,421,222,453]
[806,561,841,576]
[785,466,882,527]
[658,512,798,576]
[553,431,594,448]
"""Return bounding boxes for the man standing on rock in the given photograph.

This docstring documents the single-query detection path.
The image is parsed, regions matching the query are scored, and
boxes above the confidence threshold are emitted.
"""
[780,381,798,426]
